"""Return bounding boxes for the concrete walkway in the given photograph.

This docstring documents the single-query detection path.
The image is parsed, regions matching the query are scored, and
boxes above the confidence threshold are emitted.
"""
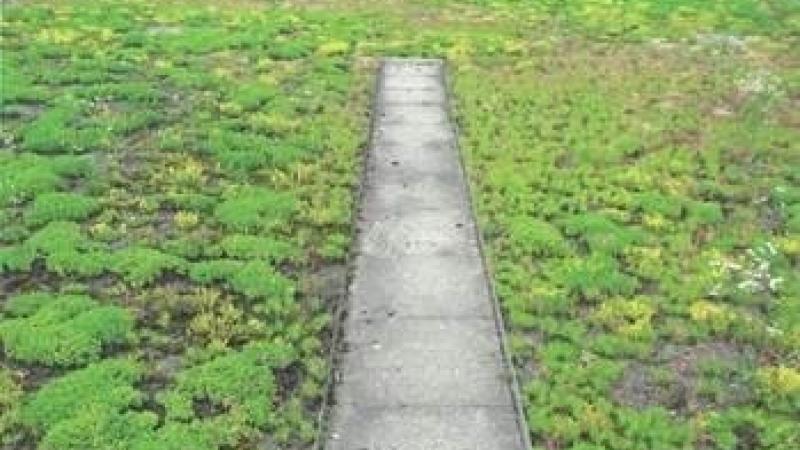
[326,59,528,450]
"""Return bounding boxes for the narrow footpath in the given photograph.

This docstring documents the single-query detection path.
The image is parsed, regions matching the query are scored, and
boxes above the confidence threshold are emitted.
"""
[326,58,528,450]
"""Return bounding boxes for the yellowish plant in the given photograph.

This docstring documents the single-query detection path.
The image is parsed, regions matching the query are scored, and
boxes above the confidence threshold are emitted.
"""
[168,157,206,187]
[269,163,315,188]
[89,222,114,240]
[642,213,669,231]
[689,300,738,332]
[776,237,800,259]
[187,288,257,347]
[249,113,300,134]
[316,41,349,56]
[757,366,800,395]
[593,297,656,340]
[0,368,22,438]
[173,211,199,230]
[36,28,79,44]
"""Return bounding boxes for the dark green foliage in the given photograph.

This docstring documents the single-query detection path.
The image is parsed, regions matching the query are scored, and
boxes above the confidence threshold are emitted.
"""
[0,294,134,366]
[320,232,350,259]
[160,237,206,259]
[131,421,220,450]
[45,249,110,277]
[590,333,653,359]
[0,153,91,206]
[505,216,568,257]
[188,259,243,284]
[214,187,296,232]
[229,83,280,111]
[159,342,294,426]
[21,102,81,153]
[207,130,271,173]
[771,186,800,205]
[2,222,78,273]
[613,407,691,449]
[3,292,56,317]
[229,261,295,303]
[21,359,144,431]
[1,221,110,276]
[0,218,28,243]
[207,130,303,172]
[267,41,313,60]
[562,213,642,253]
[219,234,300,262]
[784,203,800,232]
[38,409,157,450]
[21,100,111,153]
[549,254,639,300]
[632,192,685,219]
[162,193,218,213]
[1,63,44,104]
[158,27,232,55]
[25,192,99,225]
[26,220,87,253]
[704,407,800,450]
[109,247,186,286]
[688,200,725,225]
[0,245,36,272]
[14,345,296,449]
[0,158,58,206]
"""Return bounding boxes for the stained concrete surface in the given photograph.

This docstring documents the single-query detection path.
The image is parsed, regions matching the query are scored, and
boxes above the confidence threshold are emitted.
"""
[326,59,527,450]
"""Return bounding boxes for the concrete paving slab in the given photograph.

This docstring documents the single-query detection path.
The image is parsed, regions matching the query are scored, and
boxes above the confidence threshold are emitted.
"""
[336,364,512,407]
[338,319,512,406]
[382,75,443,91]
[349,254,493,319]
[361,172,466,215]
[374,122,455,147]
[344,318,502,362]
[382,87,447,105]
[379,104,449,125]
[382,58,443,77]
[325,58,527,450]
[328,405,524,450]
[372,135,456,155]
[359,210,477,258]
[367,142,461,179]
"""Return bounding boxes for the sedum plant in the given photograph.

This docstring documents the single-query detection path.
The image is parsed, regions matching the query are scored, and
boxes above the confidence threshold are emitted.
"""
[21,358,144,432]
[214,187,296,232]
[0,294,135,367]
[109,247,186,287]
[24,191,99,226]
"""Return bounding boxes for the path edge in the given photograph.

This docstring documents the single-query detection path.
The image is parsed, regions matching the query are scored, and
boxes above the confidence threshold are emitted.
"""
[441,60,534,450]
[311,58,383,450]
